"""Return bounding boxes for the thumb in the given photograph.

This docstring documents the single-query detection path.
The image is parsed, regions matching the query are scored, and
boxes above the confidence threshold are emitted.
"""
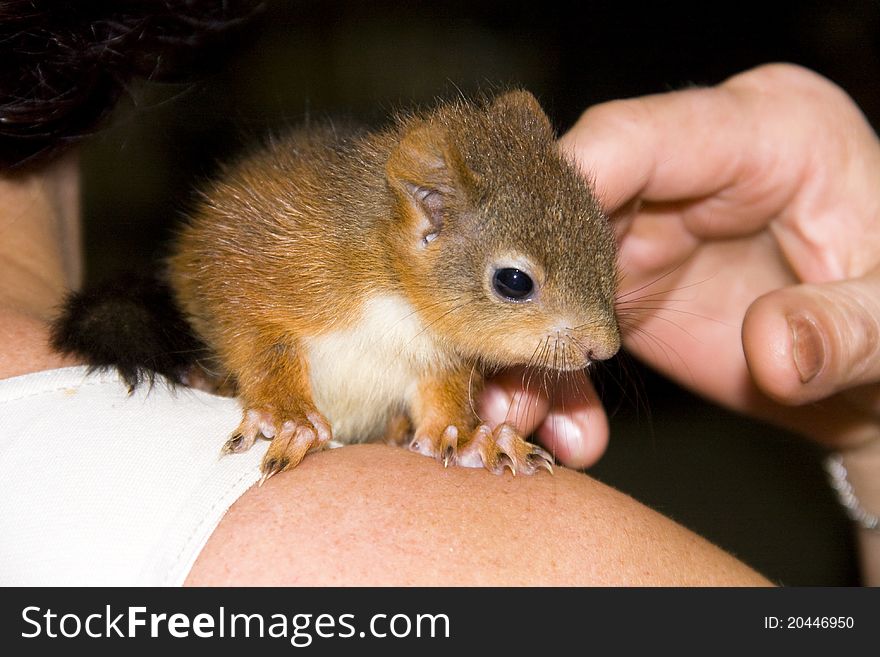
[743,273,880,405]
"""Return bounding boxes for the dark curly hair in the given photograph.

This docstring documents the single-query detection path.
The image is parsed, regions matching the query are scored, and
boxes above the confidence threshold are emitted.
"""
[0,0,261,170]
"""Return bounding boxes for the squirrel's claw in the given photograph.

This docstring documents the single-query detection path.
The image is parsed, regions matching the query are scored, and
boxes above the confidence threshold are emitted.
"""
[411,420,554,476]
[222,406,333,481]
[460,423,554,476]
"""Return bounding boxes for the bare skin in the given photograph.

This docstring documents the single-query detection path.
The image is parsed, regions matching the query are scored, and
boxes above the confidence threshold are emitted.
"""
[0,156,81,378]
[0,155,770,586]
[186,443,768,586]
[560,63,880,585]
[15,67,880,584]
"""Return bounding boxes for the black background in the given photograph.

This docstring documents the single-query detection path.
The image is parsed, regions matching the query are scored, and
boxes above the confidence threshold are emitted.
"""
[78,0,880,585]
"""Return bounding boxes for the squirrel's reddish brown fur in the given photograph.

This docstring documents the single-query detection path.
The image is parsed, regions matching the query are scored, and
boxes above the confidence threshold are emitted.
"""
[168,90,620,480]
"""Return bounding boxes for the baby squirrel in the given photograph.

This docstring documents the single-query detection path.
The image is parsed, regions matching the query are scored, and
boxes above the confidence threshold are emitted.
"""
[56,90,621,480]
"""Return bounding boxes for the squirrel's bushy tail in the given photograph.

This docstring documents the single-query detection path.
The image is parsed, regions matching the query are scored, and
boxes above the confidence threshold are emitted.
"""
[51,272,209,391]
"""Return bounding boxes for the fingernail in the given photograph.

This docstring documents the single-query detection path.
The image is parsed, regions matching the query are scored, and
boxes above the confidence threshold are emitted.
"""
[479,384,513,424]
[544,412,589,462]
[789,314,824,383]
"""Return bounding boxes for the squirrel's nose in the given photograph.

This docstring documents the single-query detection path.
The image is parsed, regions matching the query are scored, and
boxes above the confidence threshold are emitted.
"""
[582,327,620,362]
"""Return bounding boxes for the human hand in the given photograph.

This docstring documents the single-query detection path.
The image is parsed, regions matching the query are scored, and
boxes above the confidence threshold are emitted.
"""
[557,63,880,459]
[479,365,610,470]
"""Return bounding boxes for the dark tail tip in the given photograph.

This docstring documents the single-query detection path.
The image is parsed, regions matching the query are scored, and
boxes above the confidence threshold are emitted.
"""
[50,272,208,391]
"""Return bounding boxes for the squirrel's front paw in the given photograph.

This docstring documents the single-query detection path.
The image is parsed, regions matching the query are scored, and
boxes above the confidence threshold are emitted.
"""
[222,407,332,483]
[410,422,553,475]
[409,424,462,467]
[460,424,553,475]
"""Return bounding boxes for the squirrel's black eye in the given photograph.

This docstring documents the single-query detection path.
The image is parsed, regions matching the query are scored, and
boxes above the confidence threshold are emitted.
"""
[492,268,534,301]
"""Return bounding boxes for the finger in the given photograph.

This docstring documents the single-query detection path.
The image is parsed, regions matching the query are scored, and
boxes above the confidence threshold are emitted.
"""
[733,380,879,451]
[614,205,699,284]
[558,84,748,212]
[743,272,880,406]
[534,373,609,469]
[480,368,610,469]
[559,64,820,234]
[479,367,551,436]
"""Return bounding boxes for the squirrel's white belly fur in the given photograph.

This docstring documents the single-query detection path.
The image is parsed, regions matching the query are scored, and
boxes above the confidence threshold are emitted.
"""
[303,294,453,442]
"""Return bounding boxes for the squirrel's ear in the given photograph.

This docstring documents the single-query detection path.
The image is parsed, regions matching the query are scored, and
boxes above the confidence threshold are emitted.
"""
[489,90,553,135]
[386,122,479,245]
